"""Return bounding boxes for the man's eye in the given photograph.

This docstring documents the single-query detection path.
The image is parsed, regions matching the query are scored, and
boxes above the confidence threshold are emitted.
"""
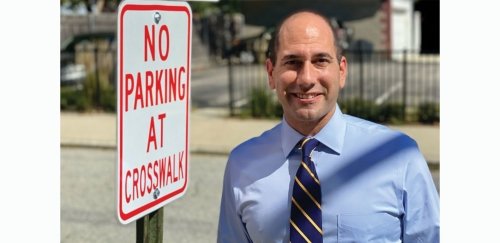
[315,58,331,67]
[285,60,299,66]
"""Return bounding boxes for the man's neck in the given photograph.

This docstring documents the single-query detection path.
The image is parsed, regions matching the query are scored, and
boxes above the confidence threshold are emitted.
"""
[285,109,335,136]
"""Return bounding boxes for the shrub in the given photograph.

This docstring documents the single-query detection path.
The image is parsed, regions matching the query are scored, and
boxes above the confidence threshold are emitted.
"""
[100,87,117,112]
[340,99,407,124]
[248,86,278,118]
[273,101,283,118]
[60,86,92,111]
[378,102,405,124]
[60,71,116,112]
[418,102,440,124]
[339,98,380,122]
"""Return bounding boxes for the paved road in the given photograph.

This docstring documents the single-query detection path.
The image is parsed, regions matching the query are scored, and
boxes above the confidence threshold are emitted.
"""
[191,65,231,108]
[61,147,226,243]
[61,147,439,243]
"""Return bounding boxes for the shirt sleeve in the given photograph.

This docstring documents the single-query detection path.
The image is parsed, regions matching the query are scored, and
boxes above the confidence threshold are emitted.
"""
[217,157,252,243]
[402,146,440,242]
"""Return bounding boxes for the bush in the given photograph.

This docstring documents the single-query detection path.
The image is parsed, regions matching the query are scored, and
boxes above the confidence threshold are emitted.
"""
[240,94,437,126]
[339,98,379,122]
[100,87,117,112]
[60,86,92,111]
[274,101,283,118]
[418,102,439,124]
[339,99,406,124]
[60,71,116,112]
[247,86,279,118]
[378,102,405,124]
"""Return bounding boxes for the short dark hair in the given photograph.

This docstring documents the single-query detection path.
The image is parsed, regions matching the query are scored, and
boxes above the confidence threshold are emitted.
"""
[266,9,343,65]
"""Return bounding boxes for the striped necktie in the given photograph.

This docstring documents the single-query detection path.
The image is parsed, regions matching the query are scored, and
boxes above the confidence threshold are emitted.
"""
[290,137,322,243]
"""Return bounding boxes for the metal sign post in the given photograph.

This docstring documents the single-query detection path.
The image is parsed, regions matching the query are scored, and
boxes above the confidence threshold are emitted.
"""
[136,208,164,243]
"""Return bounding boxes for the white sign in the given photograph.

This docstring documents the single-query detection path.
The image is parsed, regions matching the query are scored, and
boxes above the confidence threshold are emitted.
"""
[117,0,191,224]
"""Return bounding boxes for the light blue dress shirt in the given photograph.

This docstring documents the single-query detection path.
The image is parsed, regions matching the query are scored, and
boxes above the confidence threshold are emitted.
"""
[217,104,440,242]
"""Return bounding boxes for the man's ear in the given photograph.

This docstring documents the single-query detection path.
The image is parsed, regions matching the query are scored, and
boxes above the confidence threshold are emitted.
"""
[338,56,348,89]
[266,58,275,89]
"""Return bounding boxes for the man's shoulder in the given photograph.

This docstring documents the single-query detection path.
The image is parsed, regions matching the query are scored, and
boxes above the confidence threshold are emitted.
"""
[224,122,284,186]
[229,122,282,159]
[343,114,416,144]
[343,114,390,131]
[342,114,424,166]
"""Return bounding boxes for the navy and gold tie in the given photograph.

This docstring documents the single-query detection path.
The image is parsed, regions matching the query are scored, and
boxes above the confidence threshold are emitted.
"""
[290,137,322,243]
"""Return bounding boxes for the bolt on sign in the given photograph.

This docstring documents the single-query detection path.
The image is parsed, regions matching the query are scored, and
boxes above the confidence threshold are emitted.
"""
[117,0,192,224]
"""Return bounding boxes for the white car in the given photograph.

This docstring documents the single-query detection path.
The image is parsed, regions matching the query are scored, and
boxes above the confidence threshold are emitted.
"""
[60,32,115,88]
[61,63,86,88]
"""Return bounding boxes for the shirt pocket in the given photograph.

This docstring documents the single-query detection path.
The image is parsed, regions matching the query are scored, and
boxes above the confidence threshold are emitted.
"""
[337,212,401,243]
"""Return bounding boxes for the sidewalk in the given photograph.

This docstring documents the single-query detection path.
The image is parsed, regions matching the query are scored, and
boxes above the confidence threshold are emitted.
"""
[60,108,439,164]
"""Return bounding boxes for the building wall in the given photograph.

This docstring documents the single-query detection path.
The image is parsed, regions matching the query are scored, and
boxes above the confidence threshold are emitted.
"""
[343,0,422,55]
[391,0,415,51]
[344,8,387,51]
[61,13,117,43]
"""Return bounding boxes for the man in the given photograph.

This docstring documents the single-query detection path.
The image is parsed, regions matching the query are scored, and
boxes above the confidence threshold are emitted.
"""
[217,10,439,242]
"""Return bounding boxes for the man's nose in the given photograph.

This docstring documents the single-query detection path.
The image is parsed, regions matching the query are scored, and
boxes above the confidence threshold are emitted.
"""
[297,61,315,90]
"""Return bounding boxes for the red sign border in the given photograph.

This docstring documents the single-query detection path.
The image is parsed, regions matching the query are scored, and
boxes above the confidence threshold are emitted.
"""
[117,2,191,223]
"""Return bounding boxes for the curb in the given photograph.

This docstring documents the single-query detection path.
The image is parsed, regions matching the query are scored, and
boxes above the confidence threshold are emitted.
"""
[60,141,231,156]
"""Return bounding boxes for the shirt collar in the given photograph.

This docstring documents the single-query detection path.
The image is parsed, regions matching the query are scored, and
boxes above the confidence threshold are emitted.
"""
[281,118,305,158]
[281,103,347,157]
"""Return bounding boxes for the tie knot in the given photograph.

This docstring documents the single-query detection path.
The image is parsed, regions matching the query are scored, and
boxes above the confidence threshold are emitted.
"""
[300,137,319,160]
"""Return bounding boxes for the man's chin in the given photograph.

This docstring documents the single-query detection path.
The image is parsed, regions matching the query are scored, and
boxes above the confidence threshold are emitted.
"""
[285,105,334,123]
[290,109,321,122]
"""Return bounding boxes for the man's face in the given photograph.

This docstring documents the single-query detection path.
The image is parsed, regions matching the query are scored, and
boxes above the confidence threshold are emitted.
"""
[266,12,347,133]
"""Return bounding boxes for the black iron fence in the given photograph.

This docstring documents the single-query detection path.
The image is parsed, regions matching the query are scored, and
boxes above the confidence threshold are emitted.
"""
[60,43,117,111]
[227,49,440,121]
[60,44,439,123]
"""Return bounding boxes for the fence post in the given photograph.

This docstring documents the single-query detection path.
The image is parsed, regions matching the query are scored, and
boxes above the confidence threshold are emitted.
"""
[402,49,408,121]
[94,45,101,108]
[228,55,235,116]
[136,208,164,243]
[358,42,364,100]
